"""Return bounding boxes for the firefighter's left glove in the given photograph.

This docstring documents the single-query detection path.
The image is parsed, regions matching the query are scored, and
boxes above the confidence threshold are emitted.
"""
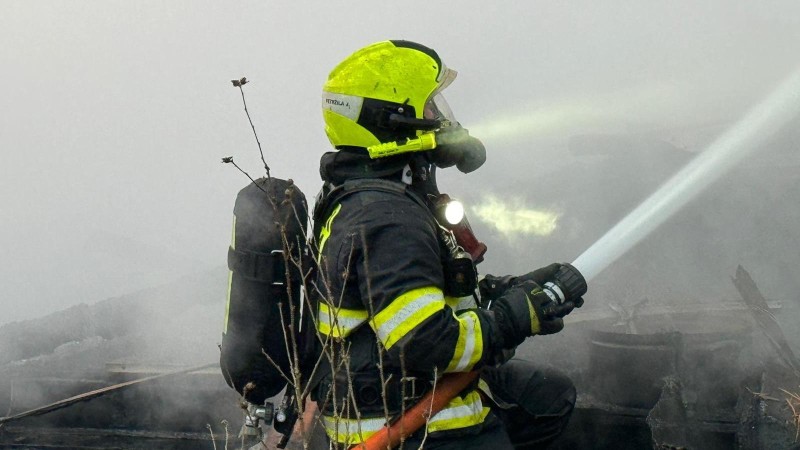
[479,264,563,304]
[512,263,562,287]
[479,274,515,303]
[490,280,564,350]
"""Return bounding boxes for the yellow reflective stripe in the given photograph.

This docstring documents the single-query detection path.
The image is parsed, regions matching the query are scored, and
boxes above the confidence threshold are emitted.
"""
[321,414,386,445]
[444,310,483,372]
[477,378,492,397]
[445,295,477,311]
[318,203,342,255]
[527,292,541,334]
[224,214,236,334]
[317,302,368,338]
[223,270,233,333]
[426,390,490,432]
[230,214,236,250]
[444,295,460,309]
[372,286,445,350]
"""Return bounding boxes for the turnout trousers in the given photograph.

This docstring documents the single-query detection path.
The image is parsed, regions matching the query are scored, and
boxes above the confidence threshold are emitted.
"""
[329,359,575,450]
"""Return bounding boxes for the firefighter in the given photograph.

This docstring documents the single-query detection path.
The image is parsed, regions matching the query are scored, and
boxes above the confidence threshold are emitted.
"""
[312,40,578,449]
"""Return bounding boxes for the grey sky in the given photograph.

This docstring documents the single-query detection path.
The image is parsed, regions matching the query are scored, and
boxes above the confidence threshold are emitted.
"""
[2,1,799,325]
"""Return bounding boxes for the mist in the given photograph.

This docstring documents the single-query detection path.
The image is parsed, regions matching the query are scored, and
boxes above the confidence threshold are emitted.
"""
[3,0,799,324]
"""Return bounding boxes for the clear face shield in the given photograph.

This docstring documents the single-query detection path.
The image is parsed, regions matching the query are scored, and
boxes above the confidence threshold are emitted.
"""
[424,93,457,128]
[423,65,486,173]
[423,65,458,128]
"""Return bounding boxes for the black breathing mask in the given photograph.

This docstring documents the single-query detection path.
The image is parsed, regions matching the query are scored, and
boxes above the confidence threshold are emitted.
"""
[430,124,486,174]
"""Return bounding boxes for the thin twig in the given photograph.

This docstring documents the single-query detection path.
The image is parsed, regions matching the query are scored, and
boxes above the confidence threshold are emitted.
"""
[781,386,800,442]
[234,81,271,179]
[344,349,367,445]
[221,419,230,450]
[287,231,332,398]
[418,367,438,450]
[283,242,309,446]
[359,227,394,440]
[221,157,269,196]
[207,424,219,450]
[786,398,799,442]
[780,387,800,403]
[746,386,780,402]
[260,347,295,388]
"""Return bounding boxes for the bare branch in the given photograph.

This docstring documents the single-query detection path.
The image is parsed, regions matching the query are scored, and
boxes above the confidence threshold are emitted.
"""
[359,227,395,438]
[221,157,269,196]
[232,80,271,179]
[418,366,439,450]
[260,347,294,388]
[207,424,218,450]
[221,419,230,450]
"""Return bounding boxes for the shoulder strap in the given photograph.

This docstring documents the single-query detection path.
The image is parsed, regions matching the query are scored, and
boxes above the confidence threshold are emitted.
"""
[312,179,429,241]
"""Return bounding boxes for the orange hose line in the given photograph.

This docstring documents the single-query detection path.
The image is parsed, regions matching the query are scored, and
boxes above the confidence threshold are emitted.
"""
[350,371,478,450]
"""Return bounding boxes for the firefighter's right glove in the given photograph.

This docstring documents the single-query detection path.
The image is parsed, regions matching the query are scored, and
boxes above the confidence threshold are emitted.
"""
[491,280,564,350]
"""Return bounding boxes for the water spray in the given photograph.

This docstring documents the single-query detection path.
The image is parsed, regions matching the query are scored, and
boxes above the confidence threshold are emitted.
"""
[571,67,800,282]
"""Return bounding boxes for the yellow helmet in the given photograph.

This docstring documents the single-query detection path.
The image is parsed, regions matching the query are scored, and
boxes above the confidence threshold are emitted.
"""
[322,40,458,158]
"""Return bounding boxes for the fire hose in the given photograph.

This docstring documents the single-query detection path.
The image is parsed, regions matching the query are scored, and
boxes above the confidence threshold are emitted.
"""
[350,371,477,450]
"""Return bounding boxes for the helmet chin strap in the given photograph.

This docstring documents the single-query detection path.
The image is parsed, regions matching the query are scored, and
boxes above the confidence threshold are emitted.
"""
[408,155,441,203]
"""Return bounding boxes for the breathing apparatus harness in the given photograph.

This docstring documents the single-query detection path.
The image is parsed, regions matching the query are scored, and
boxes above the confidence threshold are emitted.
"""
[312,171,487,301]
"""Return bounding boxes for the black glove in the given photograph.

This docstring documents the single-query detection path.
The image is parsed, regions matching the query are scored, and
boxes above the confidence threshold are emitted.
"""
[521,280,565,335]
[490,280,565,350]
[479,263,563,303]
[479,274,515,302]
[517,263,583,318]
[512,263,562,287]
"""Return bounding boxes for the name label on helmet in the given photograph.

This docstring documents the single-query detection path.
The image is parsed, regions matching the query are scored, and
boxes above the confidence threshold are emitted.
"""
[322,92,363,121]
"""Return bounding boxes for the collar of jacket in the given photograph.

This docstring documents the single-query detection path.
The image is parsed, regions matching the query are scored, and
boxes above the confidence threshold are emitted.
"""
[319,147,411,185]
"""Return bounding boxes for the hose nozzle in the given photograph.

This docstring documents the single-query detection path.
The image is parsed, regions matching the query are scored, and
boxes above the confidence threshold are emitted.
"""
[541,263,587,317]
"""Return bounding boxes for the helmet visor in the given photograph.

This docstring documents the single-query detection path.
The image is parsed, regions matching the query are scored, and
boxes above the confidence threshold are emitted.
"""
[422,64,458,127]
[436,65,458,92]
[424,93,457,127]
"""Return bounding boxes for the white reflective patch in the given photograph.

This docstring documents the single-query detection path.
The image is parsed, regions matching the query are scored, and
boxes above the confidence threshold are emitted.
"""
[322,415,385,435]
[375,292,442,343]
[454,314,477,371]
[318,306,367,336]
[428,396,482,424]
[322,92,364,121]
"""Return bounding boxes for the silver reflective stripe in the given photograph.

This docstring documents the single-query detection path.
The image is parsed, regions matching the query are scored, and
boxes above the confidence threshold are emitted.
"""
[321,415,385,437]
[318,306,367,332]
[375,292,442,343]
[454,313,478,371]
[428,395,483,425]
